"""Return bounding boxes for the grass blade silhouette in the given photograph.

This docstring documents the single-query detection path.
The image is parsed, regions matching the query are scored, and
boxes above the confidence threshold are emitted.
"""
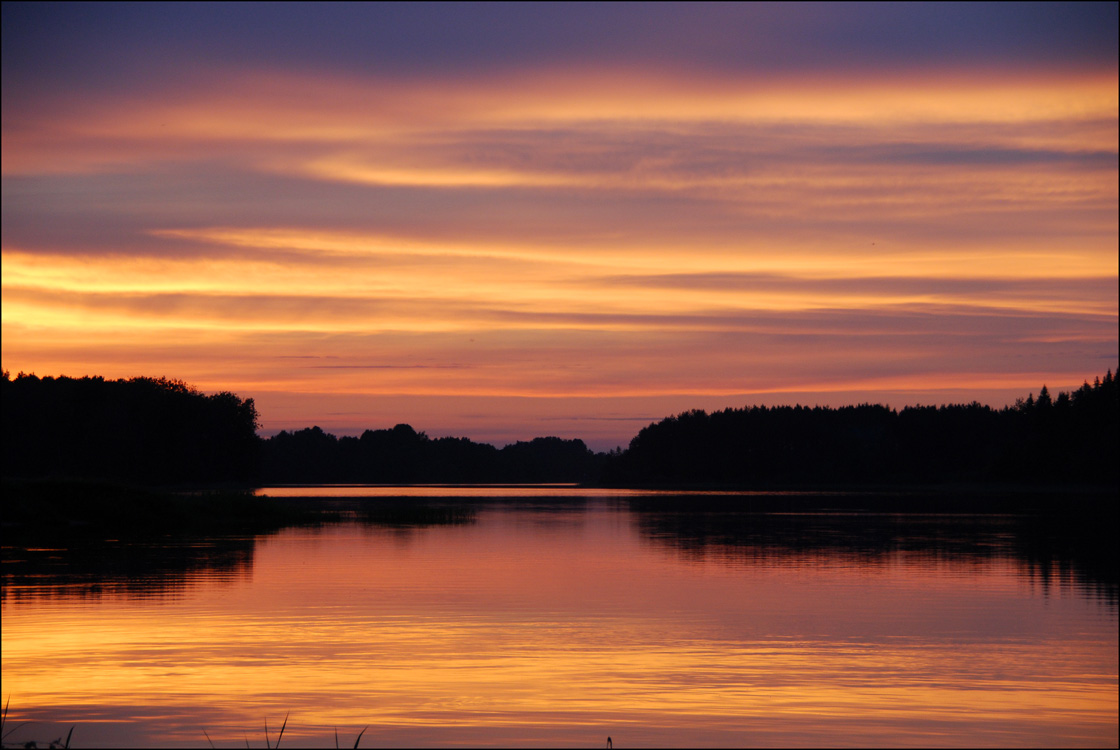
[336,724,367,748]
[1,695,31,743]
[276,711,289,748]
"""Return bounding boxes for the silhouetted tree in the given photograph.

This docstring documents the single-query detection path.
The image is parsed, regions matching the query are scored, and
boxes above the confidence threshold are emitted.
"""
[602,370,1118,488]
[2,372,259,485]
[258,424,603,484]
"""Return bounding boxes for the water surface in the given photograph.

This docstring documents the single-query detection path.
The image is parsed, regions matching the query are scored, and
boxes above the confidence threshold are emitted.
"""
[2,488,1116,747]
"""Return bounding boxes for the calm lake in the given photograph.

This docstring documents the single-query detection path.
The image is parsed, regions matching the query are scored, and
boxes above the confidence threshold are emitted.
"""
[2,487,1116,748]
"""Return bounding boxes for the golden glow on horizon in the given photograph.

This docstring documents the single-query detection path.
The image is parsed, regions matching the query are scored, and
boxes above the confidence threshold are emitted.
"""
[4,240,1116,332]
[2,64,1116,443]
[1,314,1101,402]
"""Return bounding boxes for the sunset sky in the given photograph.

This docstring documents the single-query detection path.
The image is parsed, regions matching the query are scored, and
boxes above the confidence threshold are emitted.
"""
[3,2,1117,450]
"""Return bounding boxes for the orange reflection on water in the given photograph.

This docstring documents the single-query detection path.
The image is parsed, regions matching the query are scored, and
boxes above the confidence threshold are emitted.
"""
[2,503,1116,748]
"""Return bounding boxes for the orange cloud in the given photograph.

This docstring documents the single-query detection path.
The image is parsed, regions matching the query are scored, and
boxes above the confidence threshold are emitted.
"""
[3,64,1116,446]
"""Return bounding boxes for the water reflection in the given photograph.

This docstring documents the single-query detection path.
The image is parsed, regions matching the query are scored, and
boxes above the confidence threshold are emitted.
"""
[2,493,1116,748]
[348,497,477,527]
[2,536,257,603]
[1,498,477,603]
[628,503,1118,609]
[5,494,1114,607]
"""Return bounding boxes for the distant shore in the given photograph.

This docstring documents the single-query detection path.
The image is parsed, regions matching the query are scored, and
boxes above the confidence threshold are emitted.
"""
[4,478,1116,542]
[2,478,324,539]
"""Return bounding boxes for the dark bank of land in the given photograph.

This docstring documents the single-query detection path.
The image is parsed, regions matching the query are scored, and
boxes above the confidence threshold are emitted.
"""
[1,368,1116,530]
[2,478,326,539]
[604,371,1118,490]
[2,478,483,551]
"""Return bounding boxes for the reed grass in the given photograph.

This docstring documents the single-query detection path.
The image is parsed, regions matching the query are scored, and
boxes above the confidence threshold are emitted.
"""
[207,716,367,749]
[1,697,72,750]
[263,712,287,749]
[5,697,366,749]
[336,726,368,749]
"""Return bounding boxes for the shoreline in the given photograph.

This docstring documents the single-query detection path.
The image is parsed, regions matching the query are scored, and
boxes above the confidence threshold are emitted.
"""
[4,478,1116,538]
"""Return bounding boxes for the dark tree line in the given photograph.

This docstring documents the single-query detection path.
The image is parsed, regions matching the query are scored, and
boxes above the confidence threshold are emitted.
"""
[0,371,600,485]
[260,424,603,484]
[601,371,1118,487]
[4,368,1115,489]
[2,371,260,485]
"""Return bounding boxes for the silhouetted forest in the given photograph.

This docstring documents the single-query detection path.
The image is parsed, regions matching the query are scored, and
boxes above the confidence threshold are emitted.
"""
[260,425,604,484]
[601,371,1119,487]
[3,368,1116,489]
[2,372,260,485]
